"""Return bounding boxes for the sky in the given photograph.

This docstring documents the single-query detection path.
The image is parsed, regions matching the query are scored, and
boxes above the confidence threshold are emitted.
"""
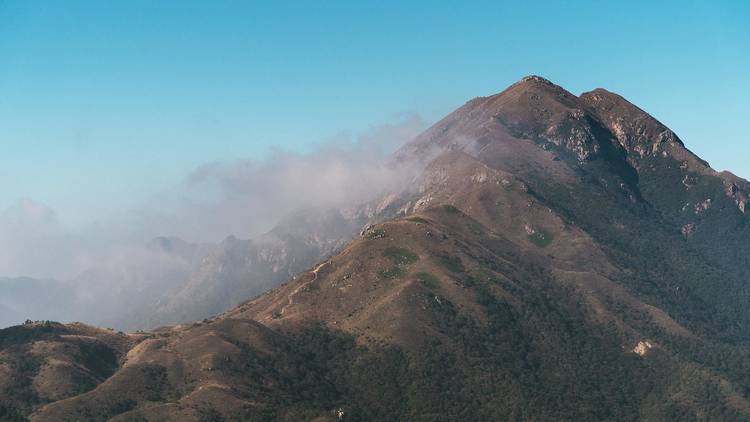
[0,0,748,236]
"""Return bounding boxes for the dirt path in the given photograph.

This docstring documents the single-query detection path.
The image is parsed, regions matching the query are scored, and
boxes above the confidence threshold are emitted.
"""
[278,260,331,316]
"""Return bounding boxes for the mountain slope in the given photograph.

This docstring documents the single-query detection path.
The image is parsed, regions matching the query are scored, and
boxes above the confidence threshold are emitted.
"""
[28,168,750,420]
[3,76,750,421]
[0,322,138,420]
[402,75,750,342]
[0,206,387,331]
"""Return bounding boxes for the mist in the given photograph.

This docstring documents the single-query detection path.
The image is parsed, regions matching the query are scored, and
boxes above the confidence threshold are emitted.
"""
[0,114,426,329]
[130,113,426,243]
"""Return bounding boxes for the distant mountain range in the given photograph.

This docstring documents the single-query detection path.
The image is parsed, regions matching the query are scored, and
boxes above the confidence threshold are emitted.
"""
[0,204,403,331]
[3,76,750,421]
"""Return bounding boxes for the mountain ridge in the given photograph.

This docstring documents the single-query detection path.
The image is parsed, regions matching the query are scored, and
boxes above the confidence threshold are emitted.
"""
[3,76,750,421]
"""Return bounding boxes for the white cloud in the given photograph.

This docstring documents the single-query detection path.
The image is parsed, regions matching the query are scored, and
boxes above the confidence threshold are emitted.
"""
[0,114,427,279]
[123,113,427,241]
[0,198,85,279]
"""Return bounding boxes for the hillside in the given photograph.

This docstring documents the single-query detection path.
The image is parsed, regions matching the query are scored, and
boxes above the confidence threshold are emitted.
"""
[3,76,750,421]
[0,322,139,421]
[0,206,384,331]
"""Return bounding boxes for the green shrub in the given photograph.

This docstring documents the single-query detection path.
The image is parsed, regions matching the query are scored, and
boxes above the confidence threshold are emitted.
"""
[415,272,440,289]
[383,247,419,265]
[442,205,462,214]
[468,221,484,235]
[528,229,553,247]
[0,404,25,422]
[379,267,405,279]
[439,255,465,273]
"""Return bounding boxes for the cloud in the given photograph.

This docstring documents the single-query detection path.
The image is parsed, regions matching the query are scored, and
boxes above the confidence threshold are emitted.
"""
[0,198,85,279]
[0,114,429,329]
[0,113,427,279]
[125,113,427,241]
[2,197,58,227]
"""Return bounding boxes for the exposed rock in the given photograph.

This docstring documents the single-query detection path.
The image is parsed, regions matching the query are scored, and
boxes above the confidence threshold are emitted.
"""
[694,199,712,214]
[682,174,697,189]
[520,75,555,85]
[471,171,489,183]
[413,194,433,212]
[720,171,750,214]
[633,340,653,356]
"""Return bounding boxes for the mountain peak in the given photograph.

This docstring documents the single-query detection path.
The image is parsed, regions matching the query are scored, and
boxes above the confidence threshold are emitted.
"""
[519,74,555,85]
[504,74,571,99]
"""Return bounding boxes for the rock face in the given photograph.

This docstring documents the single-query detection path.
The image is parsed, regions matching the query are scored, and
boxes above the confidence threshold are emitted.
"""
[633,340,654,356]
[580,88,688,161]
[4,76,750,421]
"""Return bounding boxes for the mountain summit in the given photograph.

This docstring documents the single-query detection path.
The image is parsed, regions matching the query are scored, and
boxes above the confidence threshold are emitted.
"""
[3,78,750,421]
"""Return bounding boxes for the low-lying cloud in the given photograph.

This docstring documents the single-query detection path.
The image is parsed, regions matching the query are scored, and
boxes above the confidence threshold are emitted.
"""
[0,113,427,280]
[0,198,86,279]
[139,113,426,241]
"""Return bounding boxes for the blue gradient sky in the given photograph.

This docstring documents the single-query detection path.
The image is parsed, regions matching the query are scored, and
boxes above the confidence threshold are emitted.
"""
[1,0,748,227]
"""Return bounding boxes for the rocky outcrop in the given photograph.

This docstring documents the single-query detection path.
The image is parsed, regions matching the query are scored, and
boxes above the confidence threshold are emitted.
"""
[632,340,653,356]
[580,89,692,164]
[721,171,750,213]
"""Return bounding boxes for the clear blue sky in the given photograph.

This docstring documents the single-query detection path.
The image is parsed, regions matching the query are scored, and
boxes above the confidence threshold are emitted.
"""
[1,0,748,227]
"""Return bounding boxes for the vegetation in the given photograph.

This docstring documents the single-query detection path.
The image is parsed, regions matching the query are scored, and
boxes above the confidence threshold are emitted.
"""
[438,255,465,273]
[377,247,419,280]
[0,404,26,422]
[0,322,133,420]
[415,272,440,289]
[467,220,484,235]
[382,247,419,265]
[378,267,405,279]
[523,150,750,407]
[441,205,462,214]
[528,229,553,247]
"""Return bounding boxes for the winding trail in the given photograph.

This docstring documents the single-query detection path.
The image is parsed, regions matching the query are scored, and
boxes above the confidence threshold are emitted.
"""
[278,260,331,316]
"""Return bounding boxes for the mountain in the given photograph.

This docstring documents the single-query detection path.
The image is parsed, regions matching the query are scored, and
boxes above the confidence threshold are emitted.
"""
[0,205,395,331]
[130,206,395,329]
[4,76,750,421]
